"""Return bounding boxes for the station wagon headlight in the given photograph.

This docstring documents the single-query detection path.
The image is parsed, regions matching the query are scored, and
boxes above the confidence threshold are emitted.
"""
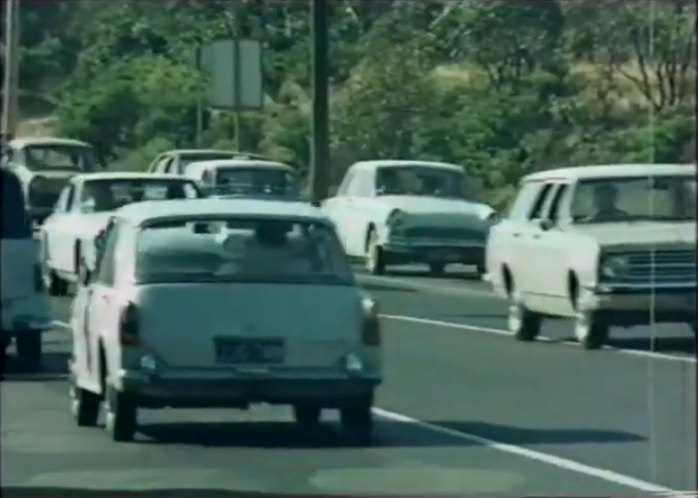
[601,255,629,278]
[360,297,381,346]
[386,209,405,229]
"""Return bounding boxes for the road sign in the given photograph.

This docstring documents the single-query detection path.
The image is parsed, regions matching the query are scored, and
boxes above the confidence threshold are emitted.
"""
[196,38,263,111]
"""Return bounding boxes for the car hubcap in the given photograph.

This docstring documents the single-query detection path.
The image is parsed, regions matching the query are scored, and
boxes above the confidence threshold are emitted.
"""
[366,240,377,271]
[508,303,522,333]
[574,311,590,342]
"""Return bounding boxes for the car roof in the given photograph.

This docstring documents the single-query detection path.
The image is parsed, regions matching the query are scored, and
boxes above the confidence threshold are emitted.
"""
[9,137,92,148]
[162,149,263,158]
[352,160,463,173]
[72,172,192,183]
[524,163,695,182]
[114,198,328,226]
[185,159,294,173]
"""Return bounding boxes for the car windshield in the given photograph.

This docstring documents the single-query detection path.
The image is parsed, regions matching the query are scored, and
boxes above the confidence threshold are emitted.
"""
[213,167,299,197]
[571,175,696,223]
[1,169,32,239]
[375,166,466,198]
[23,144,97,172]
[135,218,354,285]
[79,179,199,213]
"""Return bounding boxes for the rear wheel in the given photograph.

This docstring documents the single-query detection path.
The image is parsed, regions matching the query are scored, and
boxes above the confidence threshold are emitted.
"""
[70,385,100,427]
[293,404,322,426]
[366,229,386,275]
[340,395,373,445]
[15,331,42,370]
[104,385,137,442]
[508,294,542,342]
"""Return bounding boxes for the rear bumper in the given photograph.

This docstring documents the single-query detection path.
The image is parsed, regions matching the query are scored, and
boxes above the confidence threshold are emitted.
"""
[384,241,485,265]
[116,368,382,408]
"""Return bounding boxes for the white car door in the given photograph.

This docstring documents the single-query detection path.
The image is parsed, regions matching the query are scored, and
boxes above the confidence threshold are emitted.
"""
[524,182,574,315]
[517,182,557,299]
[85,219,121,386]
[343,170,378,257]
[323,169,357,253]
[487,180,544,294]
[44,184,77,274]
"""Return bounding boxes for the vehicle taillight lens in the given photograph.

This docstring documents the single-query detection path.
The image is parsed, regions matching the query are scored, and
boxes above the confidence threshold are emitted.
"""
[34,264,44,292]
[119,303,141,347]
[360,297,381,346]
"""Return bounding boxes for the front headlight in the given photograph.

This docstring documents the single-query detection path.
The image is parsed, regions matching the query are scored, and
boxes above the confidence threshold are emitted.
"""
[600,255,629,278]
[386,209,406,228]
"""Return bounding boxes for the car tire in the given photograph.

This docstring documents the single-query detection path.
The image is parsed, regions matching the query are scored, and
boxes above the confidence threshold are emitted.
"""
[366,230,386,276]
[104,385,137,442]
[429,263,445,276]
[340,395,373,445]
[293,404,322,426]
[574,310,609,350]
[70,385,100,427]
[15,331,42,370]
[508,298,542,342]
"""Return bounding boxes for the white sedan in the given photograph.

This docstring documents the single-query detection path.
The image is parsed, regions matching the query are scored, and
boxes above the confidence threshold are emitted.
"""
[69,198,382,443]
[323,160,497,276]
[39,172,200,296]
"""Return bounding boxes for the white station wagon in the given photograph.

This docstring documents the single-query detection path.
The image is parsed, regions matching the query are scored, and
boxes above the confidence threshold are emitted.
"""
[39,172,200,296]
[68,198,382,442]
[486,164,696,349]
[323,160,497,276]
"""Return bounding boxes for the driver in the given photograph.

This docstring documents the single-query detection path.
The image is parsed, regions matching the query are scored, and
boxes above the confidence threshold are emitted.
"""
[590,184,628,221]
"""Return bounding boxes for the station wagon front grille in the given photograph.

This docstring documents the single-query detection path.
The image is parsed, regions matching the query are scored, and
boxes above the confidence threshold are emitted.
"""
[403,226,485,241]
[606,249,696,284]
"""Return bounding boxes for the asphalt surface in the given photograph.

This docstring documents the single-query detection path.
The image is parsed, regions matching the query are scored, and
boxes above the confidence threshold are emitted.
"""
[2,263,696,495]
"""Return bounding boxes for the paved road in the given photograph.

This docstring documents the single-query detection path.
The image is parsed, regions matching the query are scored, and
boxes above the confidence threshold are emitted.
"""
[2,266,695,495]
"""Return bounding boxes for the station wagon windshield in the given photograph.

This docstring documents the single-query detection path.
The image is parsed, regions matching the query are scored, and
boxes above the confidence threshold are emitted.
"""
[375,166,465,199]
[571,175,696,223]
[23,144,97,172]
[214,167,299,197]
[80,179,199,212]
[135,218,354,285]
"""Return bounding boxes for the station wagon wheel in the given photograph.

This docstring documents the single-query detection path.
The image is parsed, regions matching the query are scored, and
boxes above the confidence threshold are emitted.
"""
[574,310,609,350]
[366,229,386,275]
[104,385,137,442]
[507,294,542,342]
[340,395,373,445]
[15,331,42,371]
[293,404,322,426]
[70,384,100,427]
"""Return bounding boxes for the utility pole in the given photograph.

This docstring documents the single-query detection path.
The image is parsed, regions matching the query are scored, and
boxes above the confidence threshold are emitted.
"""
[2,0,20,141]
[309,0,330,204]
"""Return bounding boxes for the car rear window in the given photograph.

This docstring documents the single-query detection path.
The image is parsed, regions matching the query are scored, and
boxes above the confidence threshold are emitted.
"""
[1,169,32,239]
[214,167,299,197]
[80,179,200,212]
[135,218,354,286]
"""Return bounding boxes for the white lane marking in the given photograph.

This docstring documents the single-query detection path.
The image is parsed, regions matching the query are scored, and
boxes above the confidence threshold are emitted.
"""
[358,274,502,300]
[372,407,676,493]
[381,314,696,364]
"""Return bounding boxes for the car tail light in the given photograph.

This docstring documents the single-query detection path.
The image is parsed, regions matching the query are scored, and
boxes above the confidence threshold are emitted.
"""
[119,303,141,347]
[34,264,44,292]
[360,297,381,346]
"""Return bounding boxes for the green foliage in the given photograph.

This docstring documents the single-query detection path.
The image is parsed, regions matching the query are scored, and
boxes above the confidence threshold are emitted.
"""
[18,0,697,208]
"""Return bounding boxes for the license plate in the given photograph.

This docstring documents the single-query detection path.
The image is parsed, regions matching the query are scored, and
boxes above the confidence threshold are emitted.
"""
[214,337,285,365]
